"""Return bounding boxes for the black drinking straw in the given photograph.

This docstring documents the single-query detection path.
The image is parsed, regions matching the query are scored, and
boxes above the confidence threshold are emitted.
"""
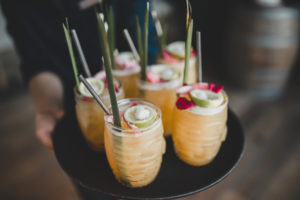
[79,75,111,115]
[196,31,202,82]
[151,10,167,54]
[151,10,163,37]
[123,29,140,62]
[71,29,92,77]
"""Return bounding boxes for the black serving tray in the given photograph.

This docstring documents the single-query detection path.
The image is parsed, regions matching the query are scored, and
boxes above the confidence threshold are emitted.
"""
[53,109,244,200]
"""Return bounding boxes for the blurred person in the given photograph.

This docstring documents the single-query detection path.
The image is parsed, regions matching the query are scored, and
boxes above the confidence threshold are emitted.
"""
[0,0,157,199]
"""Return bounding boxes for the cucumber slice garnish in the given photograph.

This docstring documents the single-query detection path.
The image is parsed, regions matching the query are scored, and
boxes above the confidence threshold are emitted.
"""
[78,77,104,97]
[190,89,224,108]
[166,41,186,59]
[124,105,157,128]
[150,65,179,81]
[117,51,135,60]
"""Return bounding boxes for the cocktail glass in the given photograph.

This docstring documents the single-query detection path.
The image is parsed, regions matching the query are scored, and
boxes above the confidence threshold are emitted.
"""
[157,56,197,84]
[172,91,228,166]
[137,68,181,137]
[113,52,140,98]
[104,98,165,188]
[75,80,124,151]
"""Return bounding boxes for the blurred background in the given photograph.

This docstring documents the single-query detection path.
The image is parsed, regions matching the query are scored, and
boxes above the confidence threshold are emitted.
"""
[1,0,300,199]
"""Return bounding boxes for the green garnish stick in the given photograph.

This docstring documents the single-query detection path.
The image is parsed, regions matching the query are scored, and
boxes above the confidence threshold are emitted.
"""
[96,13,121,127]
[107,5,115,69]
[143,2,149,81]
[63,23,79,87]
[183,19,193,85]
[136,17,144,80]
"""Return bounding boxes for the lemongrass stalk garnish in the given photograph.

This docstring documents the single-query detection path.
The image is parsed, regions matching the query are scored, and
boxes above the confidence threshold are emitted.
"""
[136,17,145,80]
[183,0,193,85]
[143,2,149,81]
[183,19,193,85]
[71,29,92,77]
[96,12,121,127]
[107,5,115,69]
[63,21,79,87]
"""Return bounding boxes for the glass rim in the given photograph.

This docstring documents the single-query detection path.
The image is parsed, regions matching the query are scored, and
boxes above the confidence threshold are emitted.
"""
[113,51,141,76]
[74,78,124,100]
[185,90,229,116]
[137,64,182,91]
[158,55,196,64]
[112,66,141,76]
[104,98,162,137]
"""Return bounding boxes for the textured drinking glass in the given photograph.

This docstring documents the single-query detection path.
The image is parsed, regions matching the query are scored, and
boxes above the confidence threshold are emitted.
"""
[104,99,166,188]
[75,82,124,151]
[112,67,140,98]
[172,91,228,166]
[157,56,197,84]
[138,78,181,137]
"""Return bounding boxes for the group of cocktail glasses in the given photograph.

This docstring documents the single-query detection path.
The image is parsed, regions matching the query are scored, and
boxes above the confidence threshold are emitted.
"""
[64,2,228,188]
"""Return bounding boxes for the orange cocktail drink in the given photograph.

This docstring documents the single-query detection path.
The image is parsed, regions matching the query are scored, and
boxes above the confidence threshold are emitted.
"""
[104,99,165,188]
[138,64,181,136]
[172,83,228,166]
[112,52,140,98]
[75,78,124,151]
[157,41,197,84]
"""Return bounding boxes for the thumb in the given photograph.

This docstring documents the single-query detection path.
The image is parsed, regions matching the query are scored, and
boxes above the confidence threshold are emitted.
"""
[35,113,57,150]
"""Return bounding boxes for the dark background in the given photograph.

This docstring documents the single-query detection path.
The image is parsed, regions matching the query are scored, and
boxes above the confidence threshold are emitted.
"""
[1,0,300,199]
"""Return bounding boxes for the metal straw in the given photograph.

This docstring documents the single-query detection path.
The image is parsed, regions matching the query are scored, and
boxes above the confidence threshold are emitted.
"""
[196,31,202,82]
[123,29,140,62]
[79,74,111,115]
[71,29,92,77]
[151,10,163,37]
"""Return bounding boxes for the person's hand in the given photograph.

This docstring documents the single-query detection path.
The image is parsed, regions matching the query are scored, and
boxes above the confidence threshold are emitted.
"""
[29,72,64,150]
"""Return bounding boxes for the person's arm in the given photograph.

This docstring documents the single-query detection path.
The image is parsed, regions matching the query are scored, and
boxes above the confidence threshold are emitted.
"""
[29,72,64,150]
[1,0,68,150]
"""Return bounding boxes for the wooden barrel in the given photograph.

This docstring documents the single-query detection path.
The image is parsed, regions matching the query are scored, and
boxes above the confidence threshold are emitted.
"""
[226,3,299,99]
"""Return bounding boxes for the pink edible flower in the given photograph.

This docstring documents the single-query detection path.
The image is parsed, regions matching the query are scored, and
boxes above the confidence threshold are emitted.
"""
[127,122,139,129]
[114,85,119,93]
[163,49,195,63]
[81,96,93,102]
[131,102,138,106]
[163,50,177,63]
[147,71,160,83]
[94,71,106,80]
[190,49,196,58]
[192,82,209,90]
[208,83,224,93]
[176,85,193,95]
[104,115,114,123]
[176,97,195,110]
[115,59,139,70]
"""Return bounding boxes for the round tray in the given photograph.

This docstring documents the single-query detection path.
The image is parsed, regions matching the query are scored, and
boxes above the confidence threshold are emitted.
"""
[53,109,244,200]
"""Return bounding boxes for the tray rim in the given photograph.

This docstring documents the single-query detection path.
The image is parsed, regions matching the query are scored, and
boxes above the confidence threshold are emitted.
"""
[53,108,245,200]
